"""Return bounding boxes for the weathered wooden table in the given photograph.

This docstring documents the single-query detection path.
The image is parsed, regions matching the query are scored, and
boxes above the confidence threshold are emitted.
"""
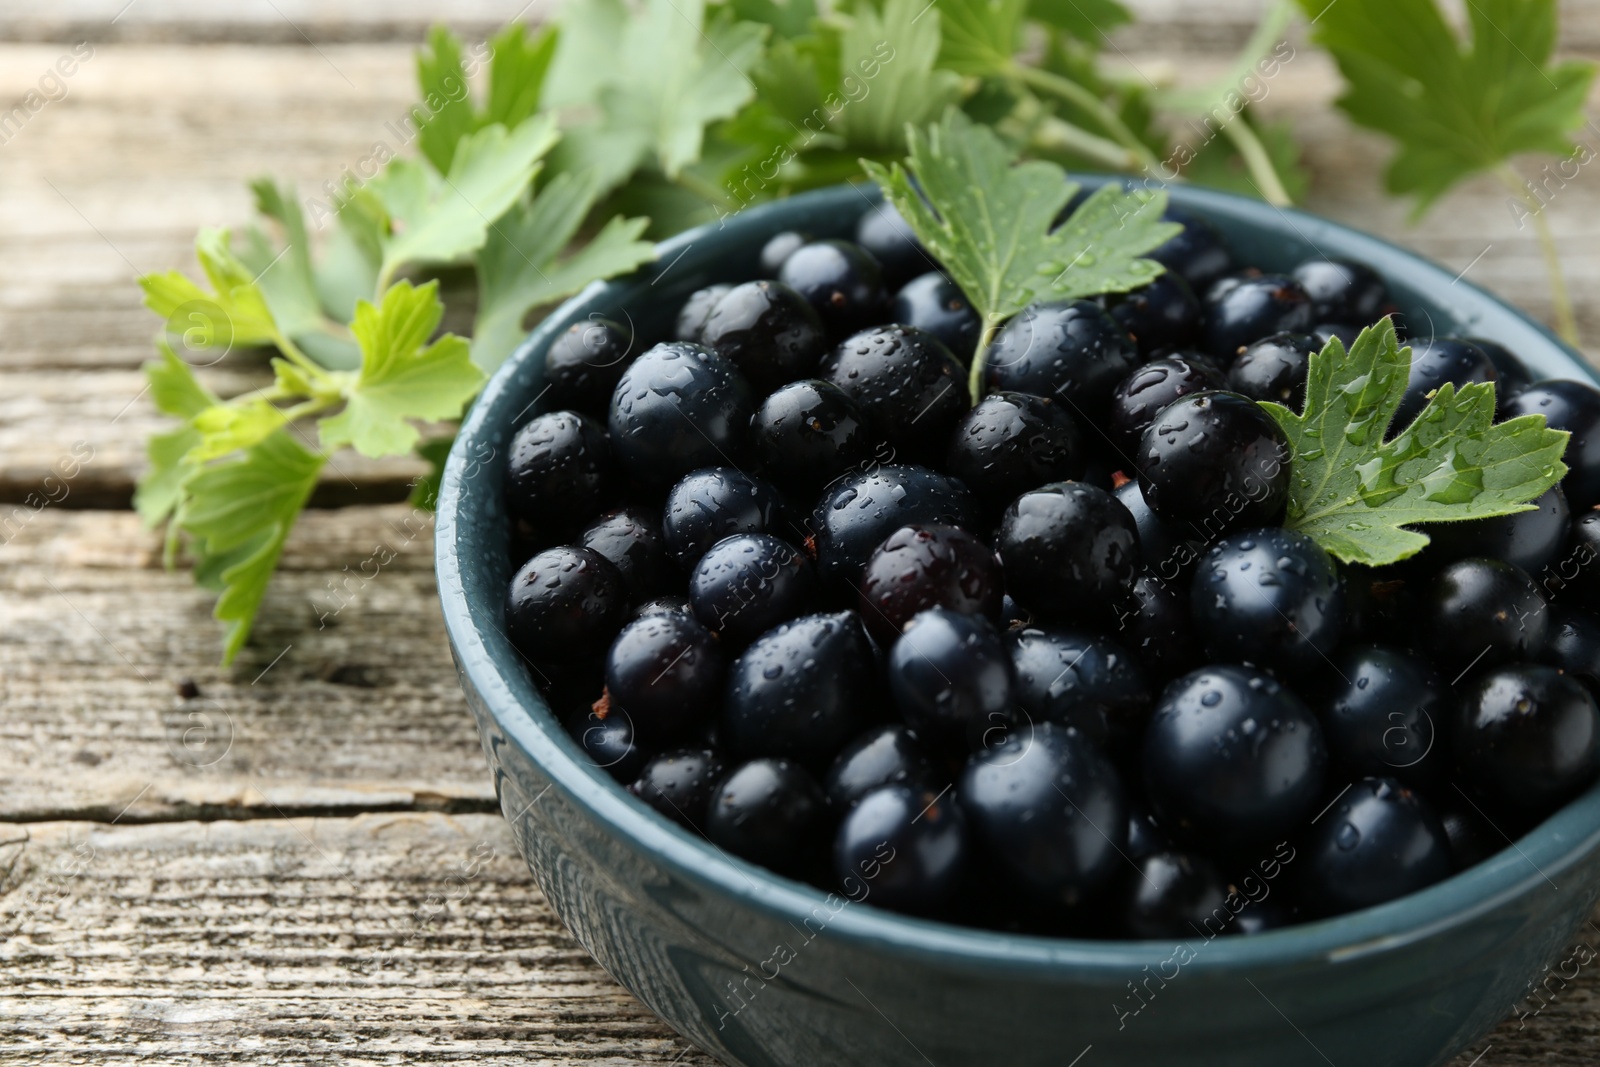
[2,2,1599,1063]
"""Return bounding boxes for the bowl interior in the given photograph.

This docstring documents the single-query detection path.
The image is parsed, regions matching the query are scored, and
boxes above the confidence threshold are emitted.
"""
[436,179,1600,976]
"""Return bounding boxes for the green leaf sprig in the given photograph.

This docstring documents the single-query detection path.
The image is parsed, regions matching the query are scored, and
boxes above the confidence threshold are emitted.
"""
[1264,319,1569,566]
[862,111,1181,399]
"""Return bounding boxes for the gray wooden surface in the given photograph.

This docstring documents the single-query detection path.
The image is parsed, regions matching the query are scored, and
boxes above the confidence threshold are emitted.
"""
[2,1,1599,1064]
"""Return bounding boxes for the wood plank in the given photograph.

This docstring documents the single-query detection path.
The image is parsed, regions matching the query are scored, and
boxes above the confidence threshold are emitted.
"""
[0,813,1591,1066]
[0,814,715,1066]
[0,507,498,823]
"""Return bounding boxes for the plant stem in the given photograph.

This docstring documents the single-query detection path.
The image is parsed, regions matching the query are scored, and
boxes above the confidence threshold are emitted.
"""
[1011,64,1162,173]
[1028,114,1147,172]
[1220,118,1292,207]
[969,314,1002,403]
[1495,164,1581,347]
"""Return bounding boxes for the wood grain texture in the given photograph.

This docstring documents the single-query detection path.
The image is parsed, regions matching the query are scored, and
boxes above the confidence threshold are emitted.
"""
[2,1,1600,1064]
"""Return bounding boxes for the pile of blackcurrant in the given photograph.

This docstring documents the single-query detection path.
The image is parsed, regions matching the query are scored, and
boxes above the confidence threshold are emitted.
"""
[501,200,1600,938]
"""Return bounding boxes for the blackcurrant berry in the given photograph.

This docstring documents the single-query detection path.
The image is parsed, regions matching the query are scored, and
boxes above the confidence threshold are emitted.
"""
[821,324,969,463]
[778,239,889,339]
[889,608,1014,747]
[751,379,877,493]
[1103,272,1202,356]
[506,546,629,664]
[565,705,650,782]
[1008,626,1152,754]
[1291,258,1388,323]
[705,758,829,878]
[1142,665,1327,853]
[1300,777,1451,918]
[604,612,724,746]
[1226,332,1316,410]
[1191,527,1344,678]
[543,317,635,419]
[810,465,981,587]
[857,524,1001,646]
[1201,274,1314,361]
[688,532,819,645]
[759,230,809,276]
[1319,645,1446,789]
[985,300,1139,412]
[1135,390,1291,533]
[578,505,674,603]
[1107,352,1225,454]
[505,410,616,536]
[721,611,876,769]
[1422,557,1549,674]
[629,747,725,830]
[959,722,1128,906]
[996,481,1140,623]
[1150,209,1233,294]
[1454,663,1600,819]
[676,284,733,342]
[834,784,967,915]
[893,272,980,357]
[700,280,828,393]
[945,392,1086,517]
[609,342,755,489]
[662,467,791,569]
[1122,851,1229,939]
[1420,484,1568,576]
[824,724,943,811]
[855,201,930,288]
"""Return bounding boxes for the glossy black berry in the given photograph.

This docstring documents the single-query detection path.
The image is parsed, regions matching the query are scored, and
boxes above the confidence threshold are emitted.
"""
[1108,352,1225,454]
[1113,478,1201,580]
[505,410,616,534]
[959,722,1128,906]
[855,201,929,288]
[810,465,981,587]
[1421,484,1569,575]
[857,524,1001,645]
[834,784,967,915]
[1454,664,1600,818]
[1320,645,1446,789]
[1116,572,1202,680]
[1142,665,1327,853]
[721,611,875,769]
[1422,558,1549,674]
[662,467,791,569]
[985,300,1140,411]
[506,546,629,664]
[629,747,725,829]
[1393,338,1498,429]
[1191,527,1344,678]
[1135,391,1291,532]
[604,612,724,746]
[700,280,828,392]
[1226,332,1316,410]
[825,724,943,811]
[1291,258,1388,323]
[1473,337,1531,414]
[608,342,755,488]
[1150,209,1233,294]
[1201,274,1313,361]
[778,239,889,339]
[944,392,1085,517]
[1008,627,1152,754]
[1300,778,1451,918]
[1122,851,1228,939]
[893,272,980,357]
[751,378,877,492]
[1540,606,1600,697]
[997,481,1140,623]
[705,758,828,878]
[689,532,819,645]
[578,505,673,602]
[565,705,650,782]
[1503,380,1600,509]
[543,318,634,418]
[759,230,809,276]
[889,608,1014,747]
[1104,272,1202,356]
[676,284,733,342]
[821,324,969,463]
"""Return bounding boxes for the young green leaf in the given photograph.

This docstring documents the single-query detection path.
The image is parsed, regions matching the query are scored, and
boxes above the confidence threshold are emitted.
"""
[135,344,221,528]
[140,228,280,351]
[543,0,765,195]
[833,0,962,156]
[367,116,559,288]
[1262,319,1569,566]
[417,24,559,175]
[1298,0,1595,214]
[1031,0,1131,40]
[860,110,1180,396]
[936,0,1026,77]
[473,170,655,371]
[318,280,485,458]
[181,431,327,663]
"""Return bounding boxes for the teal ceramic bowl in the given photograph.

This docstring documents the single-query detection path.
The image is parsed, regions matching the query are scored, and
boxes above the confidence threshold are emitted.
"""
[437,182,1600,1067]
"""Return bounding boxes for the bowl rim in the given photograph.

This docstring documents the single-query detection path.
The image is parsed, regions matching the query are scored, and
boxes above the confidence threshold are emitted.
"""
[437,180,1600,977]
